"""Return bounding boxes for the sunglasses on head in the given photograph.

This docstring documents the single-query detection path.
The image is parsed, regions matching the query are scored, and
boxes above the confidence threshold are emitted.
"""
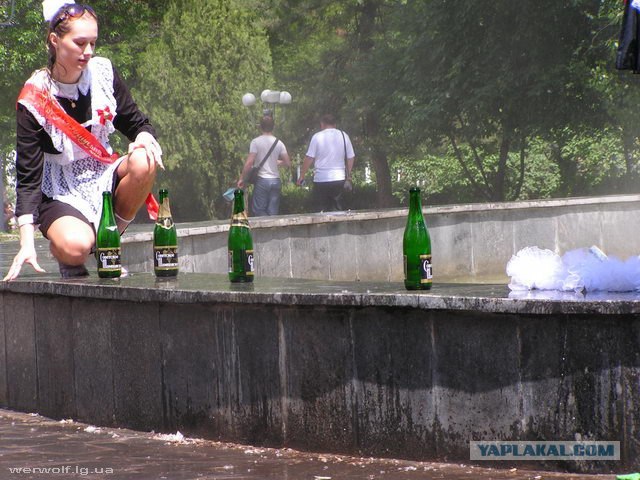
[51,4,96,29]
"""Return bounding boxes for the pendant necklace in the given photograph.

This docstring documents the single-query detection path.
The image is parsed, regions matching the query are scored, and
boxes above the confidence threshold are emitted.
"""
[54,79,79,108]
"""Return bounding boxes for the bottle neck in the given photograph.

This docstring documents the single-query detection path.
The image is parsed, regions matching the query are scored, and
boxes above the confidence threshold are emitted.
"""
[232,192,246,215]
[102,192,115,221]
[409,190,422,216]
[158,197,172,219]
[231,191,250,227]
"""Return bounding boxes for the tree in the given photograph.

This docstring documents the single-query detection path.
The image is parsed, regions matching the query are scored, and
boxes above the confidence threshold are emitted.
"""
[1,0,636,220]
[394,0,608,202]
[135,0,273,220]
[591,0,640,193]
[269,0,402,207]
[269,0,612,206]
[0,0,44,155]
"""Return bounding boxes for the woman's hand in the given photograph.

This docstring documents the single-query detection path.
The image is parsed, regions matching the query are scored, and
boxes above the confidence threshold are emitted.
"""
[129,132,164,170]
[2,224,45,281]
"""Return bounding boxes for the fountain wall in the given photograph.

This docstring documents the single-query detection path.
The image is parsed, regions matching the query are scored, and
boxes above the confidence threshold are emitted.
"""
[122,194,640,283]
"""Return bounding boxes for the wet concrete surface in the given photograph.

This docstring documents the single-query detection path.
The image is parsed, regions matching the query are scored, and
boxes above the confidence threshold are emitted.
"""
[0,225,155,277]
[0,237,56,278]
[0,409,620,480]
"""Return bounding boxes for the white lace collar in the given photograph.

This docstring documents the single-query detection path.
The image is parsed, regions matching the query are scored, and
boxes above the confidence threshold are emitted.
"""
[50,68,92,101]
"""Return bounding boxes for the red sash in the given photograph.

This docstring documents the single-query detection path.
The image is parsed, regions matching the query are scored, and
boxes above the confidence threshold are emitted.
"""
[17,83,159,220]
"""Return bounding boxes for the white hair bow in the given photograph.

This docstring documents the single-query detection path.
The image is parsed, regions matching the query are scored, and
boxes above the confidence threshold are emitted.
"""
[42,0,75,23]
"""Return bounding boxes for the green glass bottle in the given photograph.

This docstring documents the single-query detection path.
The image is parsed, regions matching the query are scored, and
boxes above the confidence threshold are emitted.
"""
[403,187,432,290]
[228,189,254,283]
[153,188,179,278]
[96,191,122,278]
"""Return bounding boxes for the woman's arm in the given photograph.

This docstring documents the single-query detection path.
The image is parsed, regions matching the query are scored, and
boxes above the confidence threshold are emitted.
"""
[112,68,156,140]
[2,223,46,281]
[3,105,49,281]
[112,68,163,168]
[14,104,49,225]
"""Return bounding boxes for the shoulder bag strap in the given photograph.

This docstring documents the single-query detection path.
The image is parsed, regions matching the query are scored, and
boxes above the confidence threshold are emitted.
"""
[254,138,279,170]
[340,130,348,171]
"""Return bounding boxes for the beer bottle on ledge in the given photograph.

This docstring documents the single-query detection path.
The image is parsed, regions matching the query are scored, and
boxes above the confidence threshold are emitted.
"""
[228,189,254,282]
[403,187,432,290]
[96,191,122,278]
[153,188,179,278]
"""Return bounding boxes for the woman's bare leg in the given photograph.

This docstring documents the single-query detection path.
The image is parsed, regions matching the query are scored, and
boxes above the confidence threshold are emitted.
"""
[114,147,157,224]
[47,216,95,266]
[44,149,155,277]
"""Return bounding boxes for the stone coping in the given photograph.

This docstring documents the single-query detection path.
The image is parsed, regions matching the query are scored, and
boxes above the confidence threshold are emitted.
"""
[122,193,640,243]
[3,272,640,315]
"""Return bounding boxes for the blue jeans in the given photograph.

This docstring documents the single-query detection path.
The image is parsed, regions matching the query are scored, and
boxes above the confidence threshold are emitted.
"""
[251,177,282,216]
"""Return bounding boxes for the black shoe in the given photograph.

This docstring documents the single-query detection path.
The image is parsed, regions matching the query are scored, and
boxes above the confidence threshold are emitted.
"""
[59,263,89,279]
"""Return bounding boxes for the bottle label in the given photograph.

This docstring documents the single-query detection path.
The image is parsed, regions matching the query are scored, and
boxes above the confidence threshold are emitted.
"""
[228,249,255,275]
[157,217,174,229]
[158,198,172,221]
[246,250,255,274]
[97,247,121,271]
[231,213,250,228]
[420,254,433,283]
[231,219,250,228]
[154,246,178,269]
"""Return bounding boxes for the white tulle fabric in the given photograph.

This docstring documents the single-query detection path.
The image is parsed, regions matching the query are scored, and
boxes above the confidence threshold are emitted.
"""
[17,57,122,230]
[42,0,74,22]
[507,246,640,292]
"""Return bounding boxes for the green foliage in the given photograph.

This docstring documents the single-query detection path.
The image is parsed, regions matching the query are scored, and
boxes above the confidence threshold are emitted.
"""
[278,179,386,214]
[267,0,625,207]
[0,1,44,157]
[269,0,404,207]
[555,127,630,195]
[390,126,630,207]
[135,0,273,220]
[516,141,561,201]
[279,182,312,214]
[268,0,352,148]
[392,149,475,207]
[347,182,390,210]
[389,0,610,201]
[2,0,640,222]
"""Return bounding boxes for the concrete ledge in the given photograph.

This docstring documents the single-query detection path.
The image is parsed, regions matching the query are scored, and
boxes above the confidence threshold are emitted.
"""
[118,194,640,283]
[3,273,640,315]
[1,274,638,472]
[4,193,640,284]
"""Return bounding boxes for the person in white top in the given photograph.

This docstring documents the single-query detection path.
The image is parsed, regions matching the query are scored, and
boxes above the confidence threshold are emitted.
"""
[237,116,291,216]
[297,114,355,212]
